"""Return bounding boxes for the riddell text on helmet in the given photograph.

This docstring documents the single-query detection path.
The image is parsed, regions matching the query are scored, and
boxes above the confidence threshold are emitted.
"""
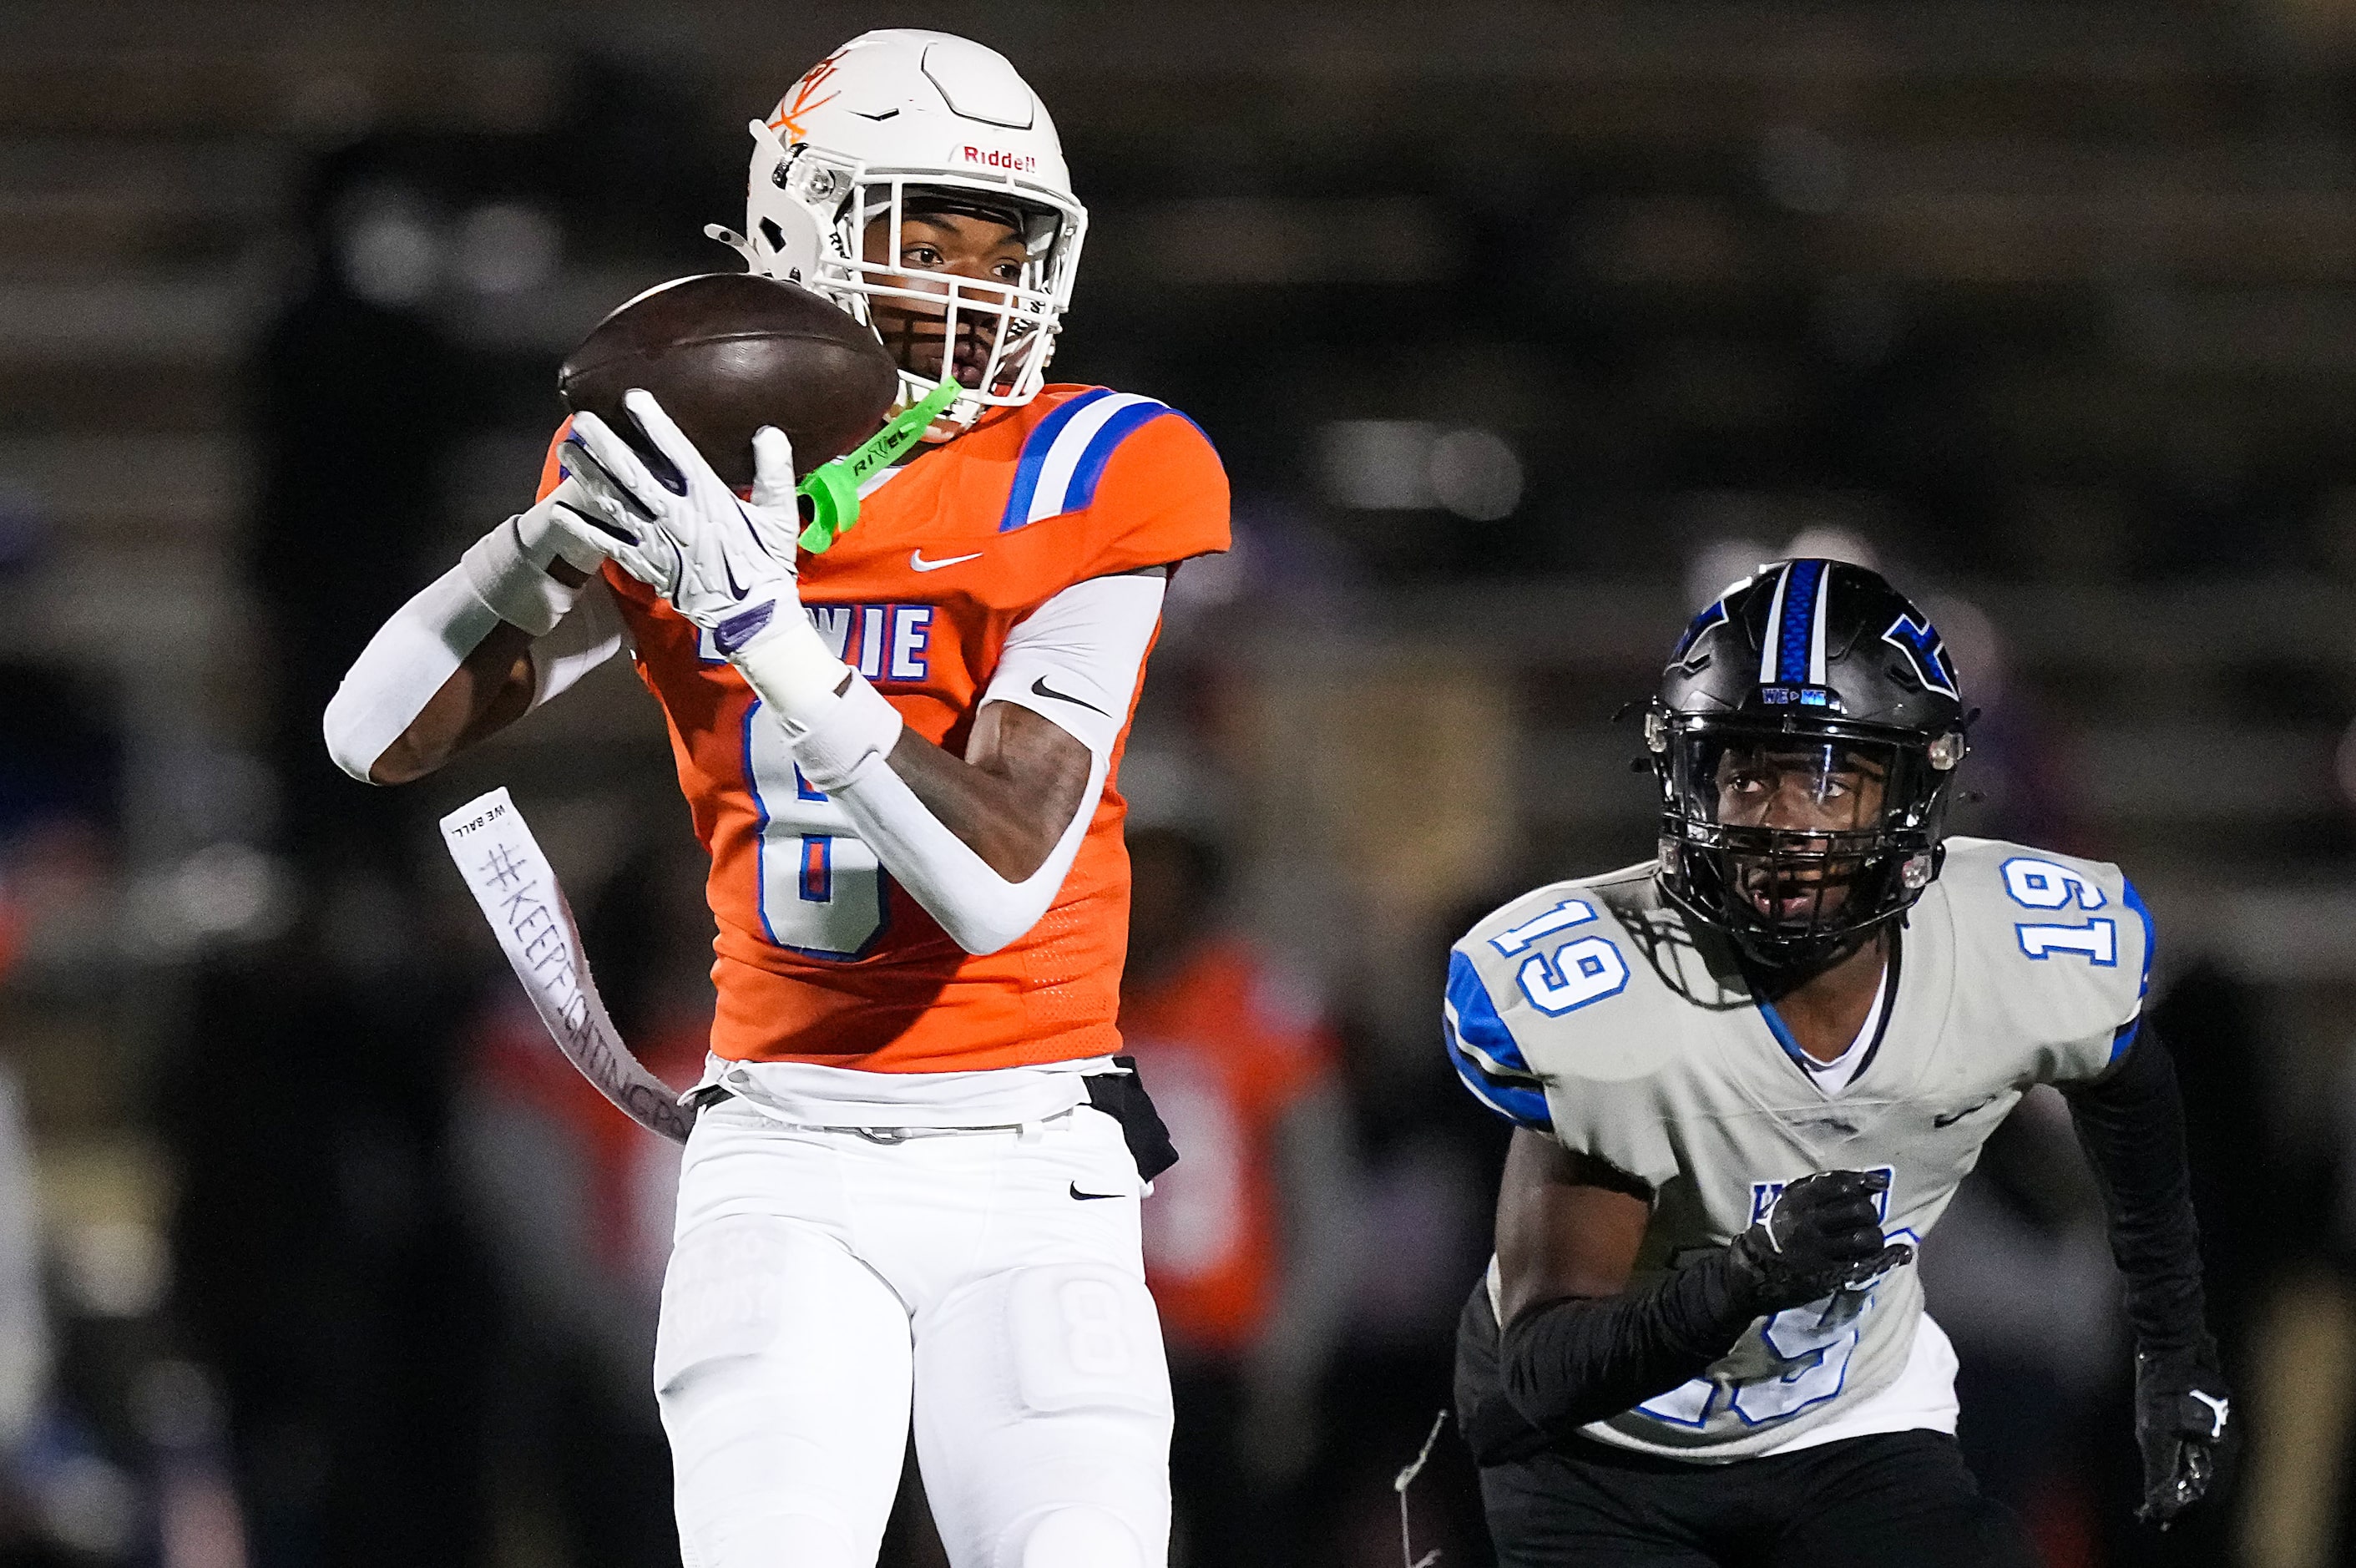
[961,146,1039,173]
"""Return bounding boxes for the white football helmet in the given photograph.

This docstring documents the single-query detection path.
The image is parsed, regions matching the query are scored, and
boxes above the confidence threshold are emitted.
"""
[713,30,1087,428]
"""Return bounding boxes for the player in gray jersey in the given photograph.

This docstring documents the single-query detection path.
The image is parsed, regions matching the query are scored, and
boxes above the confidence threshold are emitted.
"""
[1447,560,2229,1566]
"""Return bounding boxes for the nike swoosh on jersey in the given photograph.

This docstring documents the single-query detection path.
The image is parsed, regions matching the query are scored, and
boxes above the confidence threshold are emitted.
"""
[910,549,983,572]
[1030,675,1110,717]
[1932,1096,2000,1128]
[1069,1182,1123,1201]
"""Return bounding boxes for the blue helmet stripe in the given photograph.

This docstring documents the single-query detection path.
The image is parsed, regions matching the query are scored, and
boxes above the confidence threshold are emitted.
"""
[1775,559,1826,686]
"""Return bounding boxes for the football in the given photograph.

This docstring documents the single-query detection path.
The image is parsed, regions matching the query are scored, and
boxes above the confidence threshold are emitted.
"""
[558,273,900,490]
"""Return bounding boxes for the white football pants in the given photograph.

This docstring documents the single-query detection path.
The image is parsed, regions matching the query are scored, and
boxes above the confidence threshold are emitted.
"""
[655,1098,1173,1568]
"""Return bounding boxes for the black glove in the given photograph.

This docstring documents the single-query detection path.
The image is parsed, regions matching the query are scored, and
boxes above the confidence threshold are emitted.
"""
[2134,1343,2230,1528]
[1727,1169,1914,1315]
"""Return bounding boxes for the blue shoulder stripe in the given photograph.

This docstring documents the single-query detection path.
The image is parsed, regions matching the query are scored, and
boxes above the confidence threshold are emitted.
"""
[1443,950,1551,1130]
[2121,877,2155,999]
[1063,400,1180,513]
[999,388,1107,533]
[999,388,1173,532]
[2111,877,2157,1061]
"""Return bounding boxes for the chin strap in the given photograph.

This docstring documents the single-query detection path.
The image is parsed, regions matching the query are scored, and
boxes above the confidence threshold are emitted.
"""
[795,377,963,554]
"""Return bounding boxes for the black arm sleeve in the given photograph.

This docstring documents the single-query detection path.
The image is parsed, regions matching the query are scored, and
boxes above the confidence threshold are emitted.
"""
[2060,1023,2212,1356]
[1454,1253,1758,1463]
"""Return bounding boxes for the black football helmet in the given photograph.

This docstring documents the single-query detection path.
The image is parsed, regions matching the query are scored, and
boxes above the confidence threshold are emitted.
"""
[1647,559,1969,969]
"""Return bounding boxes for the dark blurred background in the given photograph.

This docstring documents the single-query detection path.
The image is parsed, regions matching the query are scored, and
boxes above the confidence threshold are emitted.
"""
[3,3,2356,1565]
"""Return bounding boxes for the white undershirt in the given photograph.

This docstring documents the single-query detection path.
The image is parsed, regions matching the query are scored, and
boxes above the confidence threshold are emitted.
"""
[1794,959,1890,1098]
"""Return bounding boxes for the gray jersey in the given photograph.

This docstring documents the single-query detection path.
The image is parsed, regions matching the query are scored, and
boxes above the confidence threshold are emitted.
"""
[1445,836,2149,1459]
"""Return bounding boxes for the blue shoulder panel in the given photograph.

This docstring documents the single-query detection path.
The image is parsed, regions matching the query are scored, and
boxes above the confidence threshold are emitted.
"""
[2111,877,2157,1061]
[1443,949,1553,1131]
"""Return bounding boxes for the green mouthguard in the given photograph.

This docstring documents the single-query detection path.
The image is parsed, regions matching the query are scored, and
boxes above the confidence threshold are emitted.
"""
[796,379,964,554]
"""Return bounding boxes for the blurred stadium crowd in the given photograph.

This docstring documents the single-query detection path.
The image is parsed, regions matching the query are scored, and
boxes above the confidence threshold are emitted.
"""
[5,2,2356,1565]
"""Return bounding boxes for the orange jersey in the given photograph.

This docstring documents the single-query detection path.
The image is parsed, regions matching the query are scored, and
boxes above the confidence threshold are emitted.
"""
[1120,937,1340,1355]
[535,384,1228,1072]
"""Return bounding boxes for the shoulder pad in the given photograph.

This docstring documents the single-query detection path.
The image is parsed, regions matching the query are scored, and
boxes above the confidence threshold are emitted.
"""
[999,388,1189,532]
[1444,868,1688,1120]
[1446,868,1694,1184]
[1932,837,2152,1071]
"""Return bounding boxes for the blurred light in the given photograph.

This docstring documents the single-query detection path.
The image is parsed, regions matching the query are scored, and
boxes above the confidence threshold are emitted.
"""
[1319,420,1433,509]
[1924,594,2005,708]
[38,1453,138,1557]
[1781,526,1878,567]
[1685,538,1772,609]
[1428,430,1523,521]
[1317,421,1522,518]
[59,1220,169,1318]
[334,186,441,307]
[135,842,293,956]
[452,203,563,296]
[1757,127,1849,215]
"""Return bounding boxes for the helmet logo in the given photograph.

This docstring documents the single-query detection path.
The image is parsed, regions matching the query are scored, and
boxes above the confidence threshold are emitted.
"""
[770,55,845,143]
[1757,684,1844,712]
[1671,599,1729,671]
[960,145,1039,174]
[1881,613,1959,699]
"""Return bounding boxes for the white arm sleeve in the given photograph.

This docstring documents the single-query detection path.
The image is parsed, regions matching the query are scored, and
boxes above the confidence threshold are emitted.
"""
[321,549,624,784]
[786,571,1165,955]
[528,578,629,707]
[323,562,503,782]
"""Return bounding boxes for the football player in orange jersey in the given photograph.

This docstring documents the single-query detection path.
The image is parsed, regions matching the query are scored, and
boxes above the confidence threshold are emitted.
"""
[323,30,1226,1568]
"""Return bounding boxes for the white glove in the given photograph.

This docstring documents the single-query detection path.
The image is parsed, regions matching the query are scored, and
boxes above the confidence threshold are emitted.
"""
[533,469,669,589]
[555,389,851,724]
[457,475,611,638]
[515,478,615,577]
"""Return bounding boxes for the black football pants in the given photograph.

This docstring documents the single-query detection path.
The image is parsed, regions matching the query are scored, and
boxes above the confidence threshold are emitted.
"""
[1480,1429,2039,1568]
